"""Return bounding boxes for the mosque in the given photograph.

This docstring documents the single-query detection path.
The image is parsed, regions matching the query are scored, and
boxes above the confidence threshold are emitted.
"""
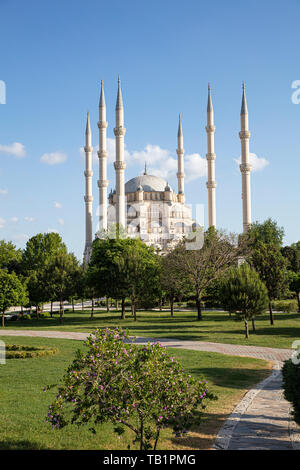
[83,78,252,263]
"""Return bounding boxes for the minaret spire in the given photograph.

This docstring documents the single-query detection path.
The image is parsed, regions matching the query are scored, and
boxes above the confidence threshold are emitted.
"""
[206,83,217,228]
[176,113,185,202]
[114,76,126,229]
[97,80,109,233]
[83,111,93,263]
[239,82,252,232]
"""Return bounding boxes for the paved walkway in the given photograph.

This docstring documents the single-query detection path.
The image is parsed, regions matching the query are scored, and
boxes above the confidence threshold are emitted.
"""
[0,329,299,450]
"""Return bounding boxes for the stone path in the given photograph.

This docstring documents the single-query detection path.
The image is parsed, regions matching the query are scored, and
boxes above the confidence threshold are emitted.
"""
[0,329,299,450]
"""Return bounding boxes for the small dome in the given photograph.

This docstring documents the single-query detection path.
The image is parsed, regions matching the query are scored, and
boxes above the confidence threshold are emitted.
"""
[125,174,172,193]
[137,185,143,192]
[164,183,171,192]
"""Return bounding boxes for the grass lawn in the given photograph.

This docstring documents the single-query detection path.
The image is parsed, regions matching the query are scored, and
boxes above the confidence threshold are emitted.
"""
[0,335,272,450]
[4,309,300,349]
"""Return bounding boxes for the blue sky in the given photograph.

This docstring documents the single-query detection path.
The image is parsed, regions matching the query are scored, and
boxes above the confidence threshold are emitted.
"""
[0,0,299,260]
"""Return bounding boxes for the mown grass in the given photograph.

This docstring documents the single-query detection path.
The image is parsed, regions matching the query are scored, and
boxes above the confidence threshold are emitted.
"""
[0,335,272,450]
[4,309,300,349]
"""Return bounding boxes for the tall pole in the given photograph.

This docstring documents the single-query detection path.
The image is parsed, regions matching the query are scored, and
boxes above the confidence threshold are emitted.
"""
[84,112,93,263]
[97,80,108,231]
[176,113,185,203]
[114,76,126,228]
[206,84,216,228]
[239,82,252,232]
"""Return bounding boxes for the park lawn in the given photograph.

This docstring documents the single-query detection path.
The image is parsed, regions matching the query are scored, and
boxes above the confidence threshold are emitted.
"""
[0,335,272,450]
[3,309,300,349]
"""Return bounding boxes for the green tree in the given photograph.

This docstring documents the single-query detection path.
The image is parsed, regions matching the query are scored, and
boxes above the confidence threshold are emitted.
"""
[289,272,300,313]
[43,252,80,324]
[160,251,189,317]
[87,238,160,321]
[46,327,216,450]
[22,232,67,274]
[245,218,285,248]
[0,270,28,327]
[250,242,288,325]
[220,264,269,338]
[0,240,22,273]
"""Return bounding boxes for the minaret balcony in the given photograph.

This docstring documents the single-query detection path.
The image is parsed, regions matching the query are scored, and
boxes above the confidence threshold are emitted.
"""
[97,180,109,188]
[114,126,126,137]
[206,153,216,161]
[205,125,216,133]
[97,121,108,129]
[239,163,252,173]
[239,130,251,140]
[114,161,126,170]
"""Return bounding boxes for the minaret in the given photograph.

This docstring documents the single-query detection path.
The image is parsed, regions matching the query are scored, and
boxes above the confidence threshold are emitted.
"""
[84,112,93,263]
[97,80,108,231]
[176,113,185,203]
[113,76,126,228]
[239,82,252,233]
[206,84,217,228]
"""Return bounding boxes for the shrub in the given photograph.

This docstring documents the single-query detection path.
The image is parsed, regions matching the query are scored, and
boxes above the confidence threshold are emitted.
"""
[272,299,298,313]
[21,314,31,320]
[45,327,216,450]
[40,311,51,318]
[5,344,58,359]
[282,357,300,425]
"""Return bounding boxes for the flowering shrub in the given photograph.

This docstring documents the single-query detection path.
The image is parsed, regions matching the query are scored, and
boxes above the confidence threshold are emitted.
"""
[45,327,216,450]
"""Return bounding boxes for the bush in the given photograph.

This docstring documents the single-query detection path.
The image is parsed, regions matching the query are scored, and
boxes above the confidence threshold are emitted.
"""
[282,357,300,425]
[5,344,58,359]
[45,327,216,450]
[39,311,51,318]
[272,299,298,313]
[21,314,31,320]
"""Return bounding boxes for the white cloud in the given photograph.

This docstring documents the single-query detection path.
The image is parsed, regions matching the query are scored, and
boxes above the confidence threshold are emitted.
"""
[0,218,6,228]
[234,153,269,172]
[58,218,64,226]
[0,142,26,158]
[54,201,62,209]
[80,140,207,184]
[0,188,8,195]
[24,216,35,222]
[10,217,18,223]
[41,152,67,165]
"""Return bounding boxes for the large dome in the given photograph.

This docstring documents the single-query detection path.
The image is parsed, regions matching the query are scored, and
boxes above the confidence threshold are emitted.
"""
[125,174,171,193]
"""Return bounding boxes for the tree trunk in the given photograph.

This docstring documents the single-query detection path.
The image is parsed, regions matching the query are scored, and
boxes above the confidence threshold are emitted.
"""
[36,305,39,320]
[21,305,23,315]
[245,319,249,339]
[106,297,110,312]
[72,299,75,313]
[81,299,84,311]
[116,299,119,310]
[1,312,4,328]
[121,298,125,320]
[196,296,202,321]
[269,301,274,325]
[170,298,174,317]
[252,317,256,333]
[159,297,162,311]
[50,300,53,317]
[91,296,94,319]
[297,292,300,314]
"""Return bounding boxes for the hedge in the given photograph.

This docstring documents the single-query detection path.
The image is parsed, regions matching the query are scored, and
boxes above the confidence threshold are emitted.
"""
[282,357,300,425]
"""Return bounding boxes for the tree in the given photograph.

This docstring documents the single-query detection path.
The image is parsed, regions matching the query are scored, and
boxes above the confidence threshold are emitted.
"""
[220,264,269,338]
[289,272,300,313]
[22,232,67,274]
[0,270,28,327]
[46,327,216,450]
[160,251,189,317]
[168,228,247,320]
[282,241,300,313]
[0,240,22,274]
[87,238,160,321]
[43,252,80,324]
[245,218,285,249]
[250,242,288,325]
